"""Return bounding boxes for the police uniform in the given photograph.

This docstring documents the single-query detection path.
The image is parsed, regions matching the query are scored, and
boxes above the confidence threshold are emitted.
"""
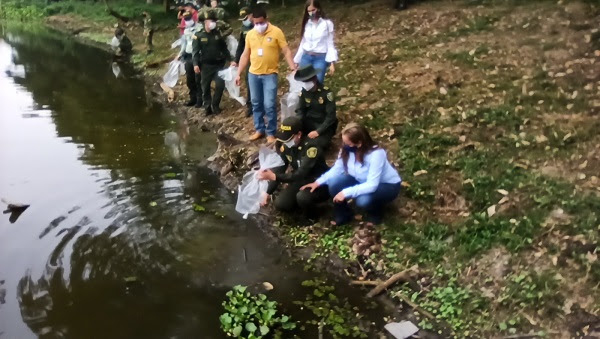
[198,7,232,36]
[267,118,330,214]
[192,16,230,115]
[294,66,338,149]
[180,16,203,106]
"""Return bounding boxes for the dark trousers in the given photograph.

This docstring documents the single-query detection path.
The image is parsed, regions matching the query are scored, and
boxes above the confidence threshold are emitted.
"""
[183,53,202,103]
[274,180,330,217]
[327,174,401,224]
[201,61,226,111]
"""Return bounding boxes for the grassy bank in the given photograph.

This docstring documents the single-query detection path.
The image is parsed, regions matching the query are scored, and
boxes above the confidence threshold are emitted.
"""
[11,0,600,337]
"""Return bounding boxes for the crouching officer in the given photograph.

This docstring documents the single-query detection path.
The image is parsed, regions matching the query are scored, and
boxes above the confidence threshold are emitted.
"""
[256,116,330,217]
[294,65,338,150]
[193,12,230,115]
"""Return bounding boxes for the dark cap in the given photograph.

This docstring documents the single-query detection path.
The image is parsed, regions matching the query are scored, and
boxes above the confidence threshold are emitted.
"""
[184,2,195,7]
[275,116,302,142]
[294,65,318,82]
[238,7,250,20]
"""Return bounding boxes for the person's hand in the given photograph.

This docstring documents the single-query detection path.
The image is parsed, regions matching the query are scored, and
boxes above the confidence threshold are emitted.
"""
[301,182,319,192]
[256,169,275,181]
[329,63,335,75]
[333,191,346,203]
[308,131,319,139]
[174,54,180,61]
[230,61,238,67]
[235,75,241,86]
[260,192,270,207]
[194,66,200,74]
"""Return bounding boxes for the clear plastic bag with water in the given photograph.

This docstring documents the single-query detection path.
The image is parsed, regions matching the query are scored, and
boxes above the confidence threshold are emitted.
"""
[235,146,285,218]
[218,66,246,106]
[280,73,303,119]
[226,35,238,59]
[163,60,183,88]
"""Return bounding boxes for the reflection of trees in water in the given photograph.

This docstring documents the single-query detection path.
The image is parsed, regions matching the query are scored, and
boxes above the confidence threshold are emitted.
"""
[17,225,232,339]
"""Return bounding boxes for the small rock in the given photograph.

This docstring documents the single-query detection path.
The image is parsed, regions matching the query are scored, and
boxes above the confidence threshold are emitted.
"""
[337,87,349,97]
[385,321,419,339]
[439,87,448,95]
[359,84,372,96]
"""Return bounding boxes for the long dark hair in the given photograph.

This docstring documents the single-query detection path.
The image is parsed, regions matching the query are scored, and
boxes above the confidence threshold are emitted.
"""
[341,123,379,171]
[300,0,327,37]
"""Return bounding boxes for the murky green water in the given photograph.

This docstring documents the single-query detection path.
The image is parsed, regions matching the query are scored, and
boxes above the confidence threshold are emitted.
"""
[0,27,386,338]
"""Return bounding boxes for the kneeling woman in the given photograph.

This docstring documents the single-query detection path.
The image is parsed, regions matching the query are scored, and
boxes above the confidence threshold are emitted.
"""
[302,123,402,225]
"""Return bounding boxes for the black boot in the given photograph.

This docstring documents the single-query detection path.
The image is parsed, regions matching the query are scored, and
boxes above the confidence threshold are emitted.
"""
[201,106,213,116]
[212,105,221,115]
[185,98,196,107]
[194,99,203,108]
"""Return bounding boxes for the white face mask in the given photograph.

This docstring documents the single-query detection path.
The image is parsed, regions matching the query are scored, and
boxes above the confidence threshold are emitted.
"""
[302,81,315,91]
[242,18,252,27]
[284,138,296,148]
[254,23,268,34]
[207,21,216,31]
[184,20,194,28]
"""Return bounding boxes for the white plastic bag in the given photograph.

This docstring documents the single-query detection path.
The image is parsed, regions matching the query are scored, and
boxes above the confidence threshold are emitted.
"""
[163,60,183,88]
[280,73,303,119]
[111,62,121,78]
[218,66,246,106]
[226,35,238,59]
[171,38,182,49]
[235,147,285,218]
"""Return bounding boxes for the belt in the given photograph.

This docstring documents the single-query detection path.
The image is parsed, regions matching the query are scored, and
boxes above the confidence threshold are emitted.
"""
[306,51,326,56]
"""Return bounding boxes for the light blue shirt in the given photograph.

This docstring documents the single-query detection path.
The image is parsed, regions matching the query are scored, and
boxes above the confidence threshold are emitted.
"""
[316,148,402,199]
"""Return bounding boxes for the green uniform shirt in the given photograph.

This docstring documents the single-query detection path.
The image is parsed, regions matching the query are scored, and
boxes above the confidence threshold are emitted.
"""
[267,140,329,195]
[192,29,230,66]
[296,84,338,136]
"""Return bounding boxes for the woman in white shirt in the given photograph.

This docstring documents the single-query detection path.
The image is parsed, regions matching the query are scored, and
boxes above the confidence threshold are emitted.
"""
[293,0,338,84]
[302,123,402,225]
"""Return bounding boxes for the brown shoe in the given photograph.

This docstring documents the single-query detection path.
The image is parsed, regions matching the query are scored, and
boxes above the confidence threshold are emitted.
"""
[266,136,277,144]
[249,132,265,141]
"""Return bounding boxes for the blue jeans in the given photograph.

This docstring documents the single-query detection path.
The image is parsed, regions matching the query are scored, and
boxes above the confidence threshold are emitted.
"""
[248,72,278,136]
[300,53,328,84]
[327,174,401,224]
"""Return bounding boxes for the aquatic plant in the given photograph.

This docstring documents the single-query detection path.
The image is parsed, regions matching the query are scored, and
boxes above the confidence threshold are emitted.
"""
[220,285,296,338]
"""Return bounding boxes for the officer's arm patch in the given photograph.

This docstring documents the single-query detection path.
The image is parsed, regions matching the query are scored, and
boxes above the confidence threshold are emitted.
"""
[280,145,285,153]
[306,147,318,158]
[192,35,198,40]
[327,92,334,101]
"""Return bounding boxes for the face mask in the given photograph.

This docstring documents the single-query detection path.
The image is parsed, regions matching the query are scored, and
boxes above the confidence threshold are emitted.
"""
[242,18,253,27]
[207,21,216,30]
[343,145,358,153]
[302,81,314,91]
[284,138,296,148]
[308,11,316,19]
[184,20,194,28]
[255,23,267,34]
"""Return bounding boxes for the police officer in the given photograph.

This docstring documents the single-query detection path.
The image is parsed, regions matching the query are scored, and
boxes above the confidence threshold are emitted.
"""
[231,7,253,117]
[294,65,338,149]
[197,1,232,36]
[192,12,230,115]
[175,12,202,107]
[141,11,154,54]
[257,116,330,216]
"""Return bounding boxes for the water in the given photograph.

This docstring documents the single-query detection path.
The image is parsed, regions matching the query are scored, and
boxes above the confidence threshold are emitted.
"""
[0,27,386,338]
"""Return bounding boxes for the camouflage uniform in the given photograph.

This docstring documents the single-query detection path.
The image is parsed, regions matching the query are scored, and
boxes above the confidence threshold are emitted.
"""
[142,14,154,53]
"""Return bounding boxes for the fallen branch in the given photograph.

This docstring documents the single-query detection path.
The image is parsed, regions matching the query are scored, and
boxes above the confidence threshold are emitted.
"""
[366,267,417,298]
[350,280,381,286]
[102,0,130,23]
[394,291,436,321]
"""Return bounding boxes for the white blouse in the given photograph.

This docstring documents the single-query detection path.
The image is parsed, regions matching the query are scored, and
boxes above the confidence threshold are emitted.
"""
[293,18,338,64]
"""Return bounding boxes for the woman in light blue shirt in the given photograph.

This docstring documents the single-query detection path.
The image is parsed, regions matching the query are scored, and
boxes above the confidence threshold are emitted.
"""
[301,123,402,225]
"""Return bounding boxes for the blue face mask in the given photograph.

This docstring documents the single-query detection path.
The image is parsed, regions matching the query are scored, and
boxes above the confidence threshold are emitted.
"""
[343,145,358,153]
[242,18,253,27]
